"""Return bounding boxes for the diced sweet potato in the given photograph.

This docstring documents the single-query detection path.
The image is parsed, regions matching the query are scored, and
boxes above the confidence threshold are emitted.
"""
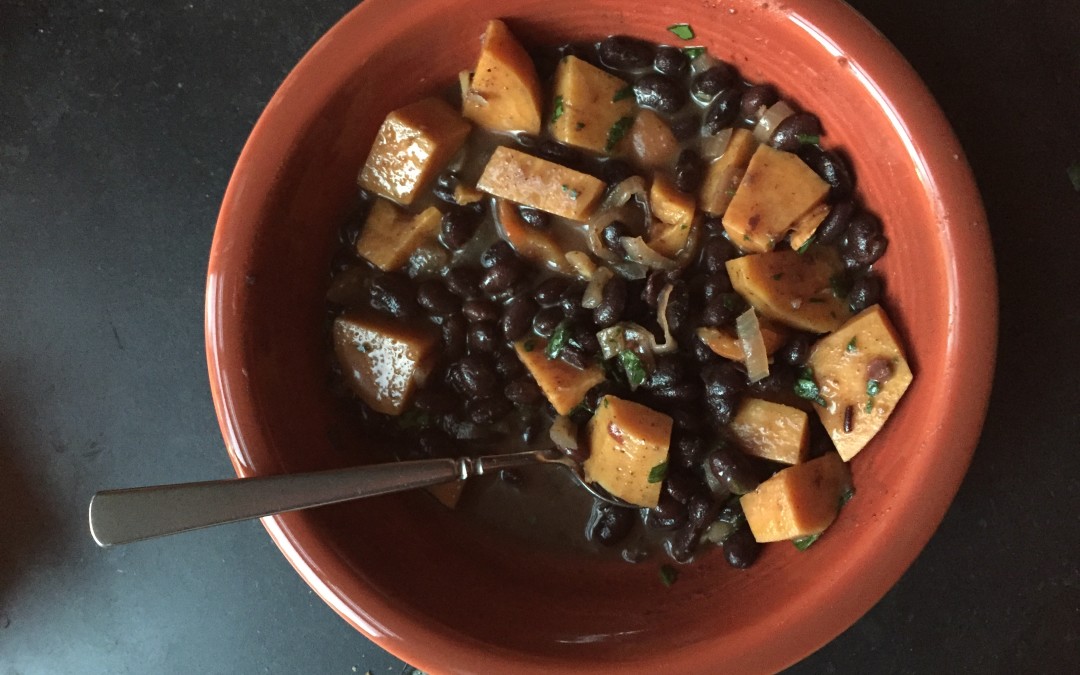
[550,55,635,153]
[697,321,789,362]
[650,174,696,228]
[495,200,574,274]
[462,20,543,134]
[332,311,439,415]
[628,110,679,169]
[427,481,466,509]
[729,398,809,465]
[476,146,606,221]
[355,199,442,272]
[358,98,471,205]
[740,452,852,542]
[452,184,485,205]
[790,202,830,251]
[726,247,853,333]
[807,305,914,461]
[584,396,673,508]
[699,129,757,215]
[513,338,606,415]
[723,144,830,252]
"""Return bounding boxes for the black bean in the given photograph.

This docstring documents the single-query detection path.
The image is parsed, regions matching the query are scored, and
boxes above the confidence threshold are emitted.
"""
[749,363,795,397]
[505,377,543,405]
[641,270,671,308]
[671,432,705,470]
[584,381,618,411]
[702,272,733,298]
[687,493,720,529]
[480,261,522,297]
[739,84,778,122]
[662,115,694,144]
[705,394,737,428]
[416,280,459,316]
[448,355,498,398]
[601,220,630,257]
[667,523,701,563]
[330,247,356,275]
[799,146,854,200]
[441,314,467,359]
[440,208,480,250]
[701,362,745,400]
[702,215,725,237]
[815,199,856,244]
[481,240,517,269]
[559,283,590,319]
[646,493,688,530]
[462,298,499,324]
[559,345,589,370]
[840,211,888,269]
[706,447,760,495]
[700,236,737,273]
[414,429,450,460]
[432,171,461,204]
[770,112,823,152]
[664,468,704,504]
[517,205,549,230]
[340,214,364,248]
[468,397,512,425]
[653,382,700,406]
[634,74,687,114]
[664,281,690,334]
[598,35,654,69]
[413,385,456,415]
[600,159,634,186]
[670,408,705,435]
[699,296,738,327]
[587,502,636,546]
[467,321,499,353]
[654,46,690,77]
[849,274,882,313]
[593,276,627,328]
[570,323,601,355]
[691,333,723,365]
[492,348,524,379]
[502,295,537,341]
[536,139,586,170]
[777,334,813,367]
[443,266,482,299]
[673,149,706,193]
[691,64,736,100]
[533,277,571,306]
[723,524,761,569]
[643,355,682,391]
[702,87,742,135]
[531,306,564,337]
[370,274,417,318]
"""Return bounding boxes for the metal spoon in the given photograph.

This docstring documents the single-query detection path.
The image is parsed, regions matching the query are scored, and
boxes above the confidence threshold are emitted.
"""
[88,448,630,547]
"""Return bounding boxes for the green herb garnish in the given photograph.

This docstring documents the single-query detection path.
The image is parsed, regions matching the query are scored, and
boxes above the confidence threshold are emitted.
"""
[523,338,536,353]
[546,321,572,359]
[794,367,827,407]
[612,85,634,102]
[839,487,855,507]
[864,399,874,413]
[659,564,679,586]
[667,23,695,40]
[647,461,669,484]
[683,46,706,60]
[793,534,821,550]
[796,236,815,254]
[561,184,580,200]
[619,349,648,387]
[551,95,565,124]
[797,133,821,145]
[604,115,635,152]
[866,379,881,397]
[1068,161,1080,192]
[846,337,857,353]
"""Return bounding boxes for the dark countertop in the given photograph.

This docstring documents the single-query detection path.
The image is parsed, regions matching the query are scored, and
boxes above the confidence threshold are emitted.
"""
[1,1,1077,672]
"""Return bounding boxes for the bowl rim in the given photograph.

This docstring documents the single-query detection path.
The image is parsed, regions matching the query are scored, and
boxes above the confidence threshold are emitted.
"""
[205,0,998,672]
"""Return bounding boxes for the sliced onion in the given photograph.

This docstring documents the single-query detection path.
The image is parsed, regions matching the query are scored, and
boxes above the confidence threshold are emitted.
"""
[549,415,579,452]
[609,260,648,280]
[458,70,472,103]
[565,250,598,280]
[736,307,770,383]
[585,208,623,262]
[753,100,796,143]
[601,175,648,211]
[654,284,678,354]
[620,236,678,270]
[701,128,733,160]
[581,267,613,309]
[596,325,629,361]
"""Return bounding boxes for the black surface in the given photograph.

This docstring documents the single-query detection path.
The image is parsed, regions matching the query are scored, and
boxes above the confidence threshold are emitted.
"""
[1,1,1077,673]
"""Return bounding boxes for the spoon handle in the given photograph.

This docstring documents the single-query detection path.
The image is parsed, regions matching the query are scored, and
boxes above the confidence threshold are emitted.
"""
[89,451,543,547]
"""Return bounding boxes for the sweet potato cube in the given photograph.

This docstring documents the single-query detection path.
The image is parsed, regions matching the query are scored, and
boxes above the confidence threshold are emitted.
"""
[427,481,466,509]
[723,144,829,252]
[697,322,789,363]
[740,452,852,542]
[628,110,679,169]
[550,56,635,153]
[332,311,439,416]
[650,174,696,228]
[730,398,810,465]
[477,146,606,221]
[789,202,830,251]
[807,305,914,461]
[463,20,544,134]
[699,129,757,215]
[584,396,673,508]
[514,339,606,415]
[358,98,471,205]
[355,199,442,271]
[726,247,852,333]
[495,199,573,274]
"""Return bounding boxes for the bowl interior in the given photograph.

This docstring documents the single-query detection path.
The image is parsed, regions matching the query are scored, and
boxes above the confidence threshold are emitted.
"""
[207,0,995,672]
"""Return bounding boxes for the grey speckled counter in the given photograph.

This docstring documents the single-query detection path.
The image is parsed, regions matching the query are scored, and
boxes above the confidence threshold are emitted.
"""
[1,1,1077,672]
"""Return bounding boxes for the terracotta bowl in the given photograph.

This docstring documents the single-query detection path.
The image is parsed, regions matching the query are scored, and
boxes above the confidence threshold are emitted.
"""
[206,0,996,672]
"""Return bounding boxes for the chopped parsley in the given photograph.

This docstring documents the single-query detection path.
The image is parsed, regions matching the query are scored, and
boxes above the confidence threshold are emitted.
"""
[667,23,695,40]
[683,46,706,60]
[612,85,634,102]
[659,564,679,586]
[522,338,536,353]
[561,184,580,200]
[794,367,827,407]
[797,133,821,145]
[604,115,635,152]
[865,398,874,413]
[840,487,855,507]
[550,95,565,124]
[619,349,648,388]
[866,379,881,397]
[1069,161,1080,192]
[793,534,821,550]
[846,336,858,353]
[647,461,669,484]
[546,321,572,359]
[796,236,815,254]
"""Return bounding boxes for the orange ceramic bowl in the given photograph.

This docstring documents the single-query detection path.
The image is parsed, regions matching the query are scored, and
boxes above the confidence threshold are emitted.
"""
[206,0,996,672]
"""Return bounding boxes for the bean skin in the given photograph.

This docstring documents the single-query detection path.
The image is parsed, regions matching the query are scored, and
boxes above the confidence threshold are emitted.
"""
[840,211,888,269]
[673,149,706,194]
[724,524,762,569]
[531,306,564,337]
[441,314,467,359]
[770,113,823,152]
[601,220,630,257]
[588,502,636,546]
[654,46,690,78]
[691,64,736,100]
[706,447,760,495]
[467,321,499,353]
[517,205,549,230]
[533,277,571,306]
[505,377,543,405]
[600,159,634,186]
[777,333,813,367]
[481,240,517,269]
[646,492,689,530]
[739,84,778,121]
[467,397,512,425]
[448,355,498,398]
[700,236,737,273]
[416,280,459,316]
[492,348,524,379]
[634,74,687,114]
[502,295,538,341]
[598,35,654,69]
[593,276,627,328]
[462,298,500,324]
[848,273,882,312]
[670,432,705,469]
[702,88,743,135]
[814,199,856,244]
[480,261,522,297]
[370,274,417,318]
[799,146,854,200]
